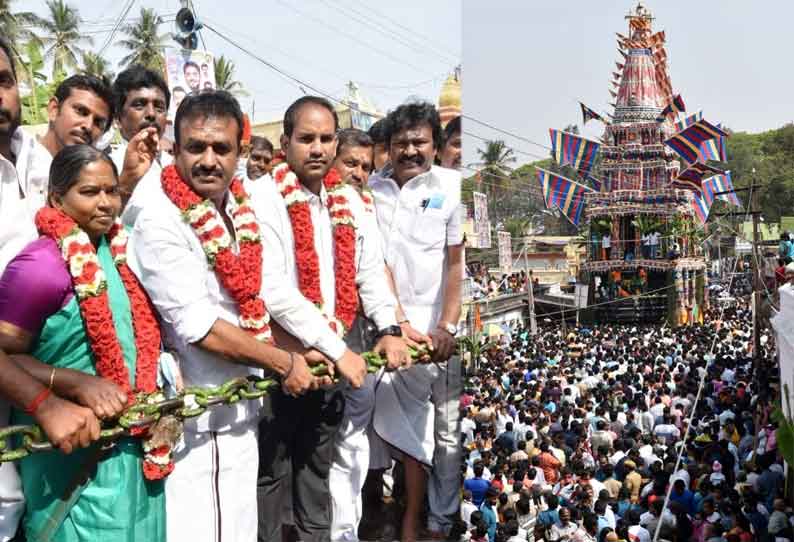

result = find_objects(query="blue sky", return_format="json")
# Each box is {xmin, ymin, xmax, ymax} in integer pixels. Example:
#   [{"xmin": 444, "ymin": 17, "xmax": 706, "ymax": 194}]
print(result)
[
  {"xmin": 26, "ymin": 0, "xmax": 461, "ymax": 124},
  {"xmin": 463, "ymin": 1, "xmax": 794, "ymax": 167}
]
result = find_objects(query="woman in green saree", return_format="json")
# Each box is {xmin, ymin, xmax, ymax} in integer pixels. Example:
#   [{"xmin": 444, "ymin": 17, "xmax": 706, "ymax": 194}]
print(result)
[{"xmin": 0, "ymin": 145, "xmax": 166, "ymax": 541}]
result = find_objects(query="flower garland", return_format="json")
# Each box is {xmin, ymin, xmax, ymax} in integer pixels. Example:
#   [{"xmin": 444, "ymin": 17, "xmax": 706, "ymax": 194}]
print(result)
[
  {"xmin": 360, "ymin": 187, "xmax": 375, "ymax": 214},
  {"xmin": 272, "ymin": 162, "xmax": 359, "ymax": 336},
  {"xmin": 35, "ymin": 207, "xmax": 172, "ymax": 481},
  {"xmin": 160, "ymin": 165, "xmax": 272, "ymax": 343}
]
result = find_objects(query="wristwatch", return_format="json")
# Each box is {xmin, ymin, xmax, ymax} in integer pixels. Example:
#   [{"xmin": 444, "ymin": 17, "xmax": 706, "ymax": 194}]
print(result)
[
  {"xmin": 438, "ymin": 322, "xmax": 458, "ymax": 336},
  {"xmin": 377, "ymin": 325, "xmax": 403, "ymax": 339}
]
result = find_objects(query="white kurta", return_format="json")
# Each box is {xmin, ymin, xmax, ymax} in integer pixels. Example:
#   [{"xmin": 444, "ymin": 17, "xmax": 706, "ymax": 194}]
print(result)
[
  {"xmin": 109, "ymin": 142, "xmax": 172, "ymax": 228},
  {"xmin": 369, "ymin": 165, "xmax": 462, "ymax": 465},
  {"xmin": 252, "ymin": 176, "xmax": 397, "ymax": 541},
  {"xmin": 0, "ymin": 130, "xmax": 50, "ymax": 272},
  {"xmin": 128, "ymin": 181, "xmax": 266, "ymax": 542},
  {"xmin": 252, "ymin": 178, "xmax": 397, "ymax": 361},
  {"xmin": 369, "ymin": 165, "xmax": 463, "ymax": 532}
]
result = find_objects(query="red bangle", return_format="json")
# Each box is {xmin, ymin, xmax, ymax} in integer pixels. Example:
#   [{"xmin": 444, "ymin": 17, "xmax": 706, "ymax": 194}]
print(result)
[{"xmin": 25, "ymin": 388, "xmax": 51, "ymax": 415}]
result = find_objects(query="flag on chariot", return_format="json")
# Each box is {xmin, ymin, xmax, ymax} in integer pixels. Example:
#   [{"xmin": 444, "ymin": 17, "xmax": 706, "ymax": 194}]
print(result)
[
  {"xmin": 580, "ymin": 102, "xmax": 606, "ymax": 125},
  {"xmin": 691, "ymin": 192, "xmax": 711, "ymax": 224},
  {"xmin": 702, "ymin": 171, "xmax": 741, "ymax": 207},
  {"xmin": 549, "ymin": 129, "xmax": 601, "ymax": 177},
  {"xmin": 536, "ymin": 168, "xmax": 592, "ymax": 226},
  {"xmin": 674, "ymin": 162, "xmax": 724, "ymax": 192},
  {"xmin": 664, "ymin": 119, "xmax": 727, "ymax": 164}
]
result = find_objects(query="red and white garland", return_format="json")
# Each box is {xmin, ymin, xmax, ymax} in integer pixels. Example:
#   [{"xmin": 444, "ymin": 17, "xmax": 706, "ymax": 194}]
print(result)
[
  {"xmin": 35, "ymin": 207, "xmax": 173, "ymax": 481},
  {"xmin": 161, "ymin": 165, "xmax": 272, "ymax": 343},
  {"xmin": 272, "ymin": 162, "xmax": 359, "ymax": 336},
  {"xmin": 360, "ymin": 187, "xmax": 375, "ymax": 214}
]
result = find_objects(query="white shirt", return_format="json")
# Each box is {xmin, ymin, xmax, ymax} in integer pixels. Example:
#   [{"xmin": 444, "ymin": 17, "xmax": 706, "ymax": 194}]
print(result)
[
  {"xmin": 461, "ymin": 500, "xmax": 478, "ymax": 528},
  {"xmin": 369, "ymin": 165, "xmax": 462, "ymax": 334},
  {"xmin": 253, "ymin": 177, "xmax": 397, "ymax": 361},
  {"xmin": 462, "ymin": 416, "xmax": 477, "ymax": 446},
  {"xmin": 649, "ymin": 232, "xmax": 660, "ymax": 246},
  {"xmin": 0, "ymin": 130, "xmax": 50, "ymax": 272},
  {"xmin": 602, "ymin": 234, "xmax": 611, "ymax": 248},
  {"xmin": 628, "ymin": 524, "xmax": 651, "ymax": 542},
  {"xmin": 128, "ymin": 184, "xmax": 265, "ymax": 432},
  {"xmin": 110, "ymin": 142, "xmax": 172, "ymax": 227},
  {"xmin": 242, "ymin": 172, "xmax": 273, "ymax": 202}
]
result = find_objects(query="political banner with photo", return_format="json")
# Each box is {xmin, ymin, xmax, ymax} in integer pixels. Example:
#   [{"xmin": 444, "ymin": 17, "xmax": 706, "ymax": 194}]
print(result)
[
  {"xmin": 472, "ymin": 191, "xmax": 491, "ymax": 249},
  {"xmin": 498, "ymin": 231, "xmax": 512, "ymax": 273},
  {"xmin": 164, "ymin": 50, "xmax": 216, "ymax": 120}
]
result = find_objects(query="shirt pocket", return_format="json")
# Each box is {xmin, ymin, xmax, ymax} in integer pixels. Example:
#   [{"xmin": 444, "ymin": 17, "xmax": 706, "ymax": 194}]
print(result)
[{"xmin": 408, "ymin": 211, "xmax": 447, "ymax": 251}]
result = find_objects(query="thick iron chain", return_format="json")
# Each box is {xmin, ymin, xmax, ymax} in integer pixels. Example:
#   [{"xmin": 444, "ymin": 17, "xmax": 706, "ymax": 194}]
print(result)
[{"xmin": 0, "ymin": 348, "xmax": 421, "ymax": 463}]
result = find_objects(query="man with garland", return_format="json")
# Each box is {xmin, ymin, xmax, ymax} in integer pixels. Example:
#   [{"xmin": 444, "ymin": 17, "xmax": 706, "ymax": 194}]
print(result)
[
  {"xmin": 369, "ymin": 102, "xmax": 463, "ymax": 541},
  {"xmin": 109, "ymin": 65, "xmax": 172, "ymax": 227},
  {"xmin": 129, "ymin": 90, "xmax": 320, "ymax": 542},
  {"xmin": 253, "ymin": 96, "xmax": 410, "ymax": 542},
  {"xmin": 326, "ymin": 128, "xmax": 382, "ymax": 539}
]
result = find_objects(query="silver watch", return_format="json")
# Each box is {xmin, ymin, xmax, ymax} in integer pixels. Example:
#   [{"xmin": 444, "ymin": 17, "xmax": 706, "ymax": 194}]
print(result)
[{"xmin": 439, "ymin": 322, "xmax": 458, "ymax": 336}]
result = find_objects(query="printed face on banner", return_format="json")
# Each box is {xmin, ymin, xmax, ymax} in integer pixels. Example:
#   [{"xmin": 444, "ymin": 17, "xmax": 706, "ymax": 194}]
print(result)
[{"xmin": 165, "ymin": 50, "xmax": 216, "ymax": 120}]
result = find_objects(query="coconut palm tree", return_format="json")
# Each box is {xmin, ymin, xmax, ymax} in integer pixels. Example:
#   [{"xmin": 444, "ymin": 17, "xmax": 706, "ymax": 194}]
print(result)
[
  {"xmin": 475, "ymin": 139, "xmax": 516, "ymax": 222},
  {"xmin": 38, "ymin": 0, "xmax": 91, "ymax": 79},
  {"xmin": 214, "ymin": 55, "xmax": 247, "ymax": 97},
  {"xmin": 118, "ymin": 7, "xmax": 167, "ymax": 72},
  {"xmin": 80, "ymin": 51, "xmax": 113, "ymax": 83},
  {"xmin": 0, "ymin": 0, "xmax": 46, "ymax": 58}
]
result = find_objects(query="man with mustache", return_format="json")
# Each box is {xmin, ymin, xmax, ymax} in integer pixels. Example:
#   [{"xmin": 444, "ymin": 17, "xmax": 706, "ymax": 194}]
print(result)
[
  {"xmin": 109, "ymin": 65, "xmax": 171, "ymax": 226},
  {"xmin": 369, "ymin": 102, "xmax": 463, "ymax": 541},
  {"xmin": 331, "ymin": 128, "xmax": 374, "ymax": 192},
  {"xmin": 253, "ymin": 96, "xmax": 410, "ymax": 542},
  {"xmin": 129, "ymin": 90, "xmax": 319, "ymax": 542},
  {"xmin": 32, "ymin": 75, "xmax": 115, "ymax": 216},
  {"xmin": 245, "ymin": 135, "xmax": 274, "ymax": 183}
]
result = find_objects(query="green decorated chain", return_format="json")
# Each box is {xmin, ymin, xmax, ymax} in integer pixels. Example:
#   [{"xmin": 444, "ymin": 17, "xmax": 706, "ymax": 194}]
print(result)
[{"xmin": 0, "ymin": 346, "xmax": 431, "ymax": 463}]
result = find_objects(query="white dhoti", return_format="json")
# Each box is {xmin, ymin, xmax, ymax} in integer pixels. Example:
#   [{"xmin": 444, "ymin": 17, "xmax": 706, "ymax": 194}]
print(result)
[
  {"xmin": 330, "ymin": 374, "xmax": 377, "ymax": 542},
  {"xmin": 372, "ymin": 363, "xmax": 443, "ymax": 467},
  {"xmin": 0, "ymin": 400, "xmax": 23, "ymax": 542},
  {"xmin": 166, "ymin": 422, "xmax": 259, "ymax": 542}
]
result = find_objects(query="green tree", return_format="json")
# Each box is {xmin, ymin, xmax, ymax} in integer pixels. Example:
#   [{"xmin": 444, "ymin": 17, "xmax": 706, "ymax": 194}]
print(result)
[
  {"xmin": 118, "ymin": 7, "xmax": 166, "ymax": 72},
  {"xmin": 724, "ymin": 124, "xmax": 794, "ymax": 223},
  {"xmin": 80, "ymin": 51, "xmax": 113, "ymax": 82},
  {"xmin": 0, "ymin": 0, "xmax": 46, "ymax": 58},
  {"xmin": 475, "ymin": 139, "xmax": 516, "ymax": 223},
  {"xmin": 19, "ymin": 41, "xmax": 51, "ymax": 125},
  {"xmin": 38, "ymin": 0, "xmax": 91, "ymax": 79},
  {"xmin": 503, "ymin": 217, "xmax": 530, "ymax": 240},
  {"xmin": 214, "ymin": 55, "xmax": 247, "ymax": 97}
]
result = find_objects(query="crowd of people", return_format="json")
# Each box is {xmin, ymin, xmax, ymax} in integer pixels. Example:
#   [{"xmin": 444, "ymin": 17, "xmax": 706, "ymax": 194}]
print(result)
[
  {"xmin": 468, "ymin": 269, "xmax": 534, "ymax": 301},
  {"xmin": 0, "ymin": 36, "xmax": 465, "ymax": 542},
  {"xmin": 459, "ymin": 297, "xmax": 790, "ymax": 542}
]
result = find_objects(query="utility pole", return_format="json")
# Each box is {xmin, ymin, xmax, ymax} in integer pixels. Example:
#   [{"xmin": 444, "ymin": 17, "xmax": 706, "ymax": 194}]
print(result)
[{"xmin": 524, "ymin": 244, "xmax": 537, "ymax": 335}]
